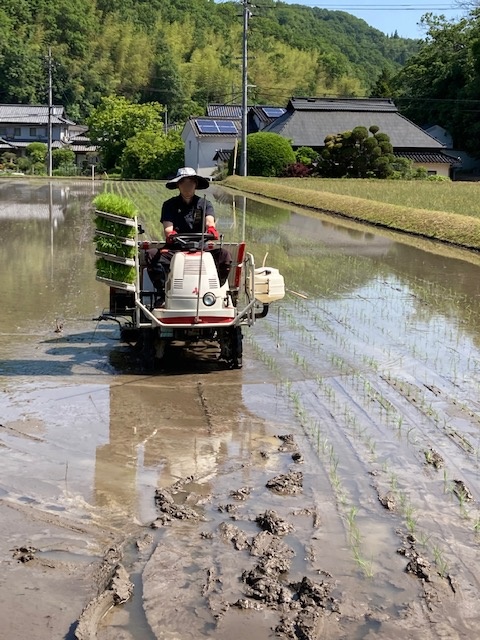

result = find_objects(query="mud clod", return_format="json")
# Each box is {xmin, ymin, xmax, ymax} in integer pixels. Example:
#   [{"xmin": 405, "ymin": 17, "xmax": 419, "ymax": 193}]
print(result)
[
  {"xmin": 110, "ymin": 564, "xmax": 134, "ymax": 604},
  {"xmin": 219, "ymin": 522, "xmax": 249, "ymax": 550},
  {"xmin": 278, "ymin": 434, "xmax": 298, "ymax": 452},
  {"xmin": 135, "ymin": 534, "xmax": 153, "ymax": 553},
  {"xmin": 424, "ymin": 448, "xmax": 444, "ymax": 469},
  {"xmin": 243, "ymin": 569, "xmax": 293, "ymax": 605},
  {"xmin": 275, "ymin": 577, "xmax": 338, "ymax": 640},
  {"xmin": 250, "ymin": 530, "xmax": 295, "ymax": 560},
  {"xmin": 153, "ymin": 487, "xmax": 201, "ymax": 522},
  {"xmin": 295, "ymin": 575, "xmax": 336, "ymax": 609},
  {"xmin": 405, "ymin": 552, "xmax": 432, "ymax": 582},
  {"xmin": 378, "ymin": 491, "xmax": 397, "ymax": 511},
  {"xmin": 232, "ymin": 598, "xmax": 263, "ymax": 610},
  {"xmin": 12, "ymin": 545, "xmax": 38, "ymax": 563},
  {"xmin": 229, "ymin": 486, "xmax": 252, "ymax": 500},
  {"xmin": 452, "ymin": 479, "xmax": 473, "ymax": 502},
  {"xmin": 218, "ymin": 503, "xmax": 238, "ymax": 514},
  {"xmin": 200, "ymin": 531, "xmax": 213, "ymax": 539},
  {"xmin": 256, "ymin": 509, "xmax": 294, "ymax": 536},
  {"xmin": 266, "ymin": 471, "xmax": 303, "ymax": 495}
]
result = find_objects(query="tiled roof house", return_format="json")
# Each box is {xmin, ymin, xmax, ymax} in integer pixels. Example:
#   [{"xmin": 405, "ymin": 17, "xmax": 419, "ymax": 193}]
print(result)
[
  {"xmin": 0, "ymin": 104, "xmax": 98, "ymax": 168},
  {"xmin": 264, "ymin": 97, "xmax": 459, "ymax": 177}
]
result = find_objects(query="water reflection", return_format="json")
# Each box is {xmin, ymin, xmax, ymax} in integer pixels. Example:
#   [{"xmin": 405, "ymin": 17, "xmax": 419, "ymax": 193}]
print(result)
[
  {"xmin": 93, "ymin": 377, "xmax": 249, "ymax": 520},
  {"xmin": 0, "ymin": 180, "xmax": 105, "ymax": 333}
]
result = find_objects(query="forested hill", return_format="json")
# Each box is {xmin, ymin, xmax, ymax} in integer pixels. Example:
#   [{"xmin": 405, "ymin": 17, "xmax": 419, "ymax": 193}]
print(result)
[{"xmin": 0, "ymin": 0, "xmax": 419, "ymax": 122}]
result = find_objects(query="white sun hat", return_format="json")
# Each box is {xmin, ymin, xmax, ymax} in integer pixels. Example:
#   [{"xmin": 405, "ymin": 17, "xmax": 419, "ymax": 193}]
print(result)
[{"xmin": 166, "ymin": 167, "xmax": 210, "ymax": 190}]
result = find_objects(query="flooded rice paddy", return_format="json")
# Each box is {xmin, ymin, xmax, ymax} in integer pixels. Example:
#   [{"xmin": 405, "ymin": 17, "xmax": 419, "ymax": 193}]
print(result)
[{"xmin": 1, "ymin": 179, "xmax": 480, "ymax": 638}]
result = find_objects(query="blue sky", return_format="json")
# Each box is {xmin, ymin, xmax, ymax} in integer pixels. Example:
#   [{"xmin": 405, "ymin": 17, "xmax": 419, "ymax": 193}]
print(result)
[
  {"xmin": 270, "ymin": 1, "xmax": 465, "ymax": 39},
  {"xmin": 283, "ymin": 0, "xmax": 464, "ymax": 38}
]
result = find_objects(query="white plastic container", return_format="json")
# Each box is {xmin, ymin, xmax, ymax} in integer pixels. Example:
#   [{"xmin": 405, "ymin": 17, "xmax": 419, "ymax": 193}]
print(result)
[{"xmin": 254, "ymin": 267, "xmax": 285, "ymax": 304}]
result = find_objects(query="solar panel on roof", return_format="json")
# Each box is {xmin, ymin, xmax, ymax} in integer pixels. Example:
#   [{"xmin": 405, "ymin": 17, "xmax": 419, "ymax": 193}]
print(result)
[
  {"xmin": 262, "ymin": 107, "xmax": 285, "ymax": 118},
  {"xmin": 216, "ymin": 121, "xmax": 237, "ymax": 133},
  {"xmin": 195, "ymin": 119, "xmax": 238, "ymax": 134},
  {"xmin": 196, "ymin": 119, "xmax": 218, "ymax": 133}
]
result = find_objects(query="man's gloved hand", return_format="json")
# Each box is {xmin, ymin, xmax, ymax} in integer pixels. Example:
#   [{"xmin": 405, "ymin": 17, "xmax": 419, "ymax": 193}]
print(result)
[
  {"xmin": 165, "ymin": 230, "xmax": 178, "ymax": 244},
  {"xmin": 206, "ymin": 226, "xmax": 219, "ymax": 240}
]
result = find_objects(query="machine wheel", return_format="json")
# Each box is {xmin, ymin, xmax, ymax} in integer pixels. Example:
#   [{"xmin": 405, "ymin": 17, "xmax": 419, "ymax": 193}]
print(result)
[
  {"xmin": 139, "ymin": 329, "xmax": 156, "ymax": 372},
  {"xmin": 220, "ymin": 326, "xmax": 243, "ymax": 369},
  {"xmin": 137, "ymin": 330, "xmax": 170, "ymax": 372},
  {"xmin": 120, "ymin": 326, "xmax": 141, "ymax": 345}
]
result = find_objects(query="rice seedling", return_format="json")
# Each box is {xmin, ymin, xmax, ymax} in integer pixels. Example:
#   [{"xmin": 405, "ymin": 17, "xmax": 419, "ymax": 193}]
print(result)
[
  {"xmin": 404, "ymin": 504, "xmax": 417, "ymax": 533},
  {"xmin": 432, "ymin": 545, "xmax": 449, "ymax": 578}
]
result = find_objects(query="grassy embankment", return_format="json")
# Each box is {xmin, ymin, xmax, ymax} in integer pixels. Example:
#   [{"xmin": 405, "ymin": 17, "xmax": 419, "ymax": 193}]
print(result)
[{"xmin": 222, "ymin": 176, "xmax": 480, "ymax": 251}]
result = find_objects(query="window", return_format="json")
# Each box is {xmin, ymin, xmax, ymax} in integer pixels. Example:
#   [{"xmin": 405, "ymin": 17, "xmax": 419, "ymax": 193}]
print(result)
[
  {"xmin": 29, "ymin": 128, "xmax": 37, "ymax": 137},
  {"xmin": 427, "ymin": 170, "xmax": 437, "ymax": 176},
  {"xmin": 0, "ymin": 127, "xmax": 6, "ymax": 137},
  {"xmin": 14, "ymin": 128, "xmax": 21, "ymax": 137}
]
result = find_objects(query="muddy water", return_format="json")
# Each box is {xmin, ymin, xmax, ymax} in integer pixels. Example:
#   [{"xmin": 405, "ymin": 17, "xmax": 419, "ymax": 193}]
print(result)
[{"xmin": 2, "ymin": 180, "xmax": 480, "ymax": 638}]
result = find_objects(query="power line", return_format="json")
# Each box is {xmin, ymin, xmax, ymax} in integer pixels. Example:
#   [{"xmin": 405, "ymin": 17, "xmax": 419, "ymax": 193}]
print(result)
[
  {"xmin": 224, "ymin": 0, "xmax": 457, "ymax": 5},
  {"xmin": 322, "ymin": 6, "xmax": 459, "ymax": 10}
]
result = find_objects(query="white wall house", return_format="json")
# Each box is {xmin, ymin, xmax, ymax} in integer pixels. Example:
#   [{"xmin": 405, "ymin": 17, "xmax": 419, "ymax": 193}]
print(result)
[{"xmin": 182, "ymin": 117, "xmax": 241, "ymax": 177}]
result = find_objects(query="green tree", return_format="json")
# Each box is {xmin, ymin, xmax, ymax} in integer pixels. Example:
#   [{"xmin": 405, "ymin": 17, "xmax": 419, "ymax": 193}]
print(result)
[
  {"xmin": 237, "ymin": 132, "xmax": 296, "ymax": 177},
  {"xmin": 393, "ymin": 13, "xmax": 480, "ymax": 154},
  {"xmin": 370, "ymin": 68, "xmax": 396, "ymax": 97},
  {"xmin": 120, "ymin": 129, "xmax": 184, "ymax": 179},
  {"xmin": 295, "ymin": 146, "xmax": 319, "ymax": 165},
  {"xmin": 0, "ymin": 1, "xmax": 420, "ymax": 123},
  {"xmin": 52, "ymin": 147, "xmax": 75, "ymax": 169},
  {"xmin": 26, "ymin": 142, "xmax": 47, "ymax": 165},
  {"xmin": 87, "ymin": 96, "xmax": 165, "ymax": 171},
  {"xmin": 318, "ymin": 126, "xmax": 395, "ymax": 178},
  {"xmin": 1, "ymin": 152, "xmax": 17, "ymax": 168}
]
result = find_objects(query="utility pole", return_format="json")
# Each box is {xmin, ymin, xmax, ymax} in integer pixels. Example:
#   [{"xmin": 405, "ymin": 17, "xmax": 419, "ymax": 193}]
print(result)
[
  {"xmin": 240, "ymin": 0, "xmax": 250, "ymax": 177},
  {"xmin": 47, "ymin": 47, "xmax": 53, "ymax": 178}
]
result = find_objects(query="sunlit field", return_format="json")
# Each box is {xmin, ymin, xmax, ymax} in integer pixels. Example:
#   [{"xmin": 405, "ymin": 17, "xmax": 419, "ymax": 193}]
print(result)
[
  {"xmin": 261, "ymin": 178, "xmax": 480, "ymax": 217},
  {"xmin": 223, "ymin": 176, "xmax": 480, "ymax": 250}
]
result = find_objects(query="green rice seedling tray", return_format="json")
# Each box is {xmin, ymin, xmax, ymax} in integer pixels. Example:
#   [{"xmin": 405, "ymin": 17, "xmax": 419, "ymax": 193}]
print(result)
[
  {"xmin": 95, "ymin": 210, "xmax": 137, "ymax": 227},
  {"xmin": 96, "ymin": 276, "xmax": 136, "ymax": 292},
  {"xmin": 94, "ymin": 230, "xmax": 136, "ymax": 247},
  {"xmin": 94, "ymin": 251, "xmax": 136, "ymax": 266}
]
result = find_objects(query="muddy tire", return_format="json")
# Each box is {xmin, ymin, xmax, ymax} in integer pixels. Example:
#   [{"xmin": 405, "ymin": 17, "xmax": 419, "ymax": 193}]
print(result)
[
  {"xmin": 120, "ymin": 326, "xmax": 141, "ymax": 345},
  {"xmin": 219, "ymin": 326, "xmax": 243, "ymax": 369},
  {"xmin": 138, "ymin": 329, "xmax": 156, "ymax": 372}
]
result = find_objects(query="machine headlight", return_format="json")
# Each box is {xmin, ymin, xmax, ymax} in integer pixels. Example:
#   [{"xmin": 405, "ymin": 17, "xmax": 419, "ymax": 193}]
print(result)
[{"xmin": 202, "ymin": 292, "xmax": 217, "ymax": 307}]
